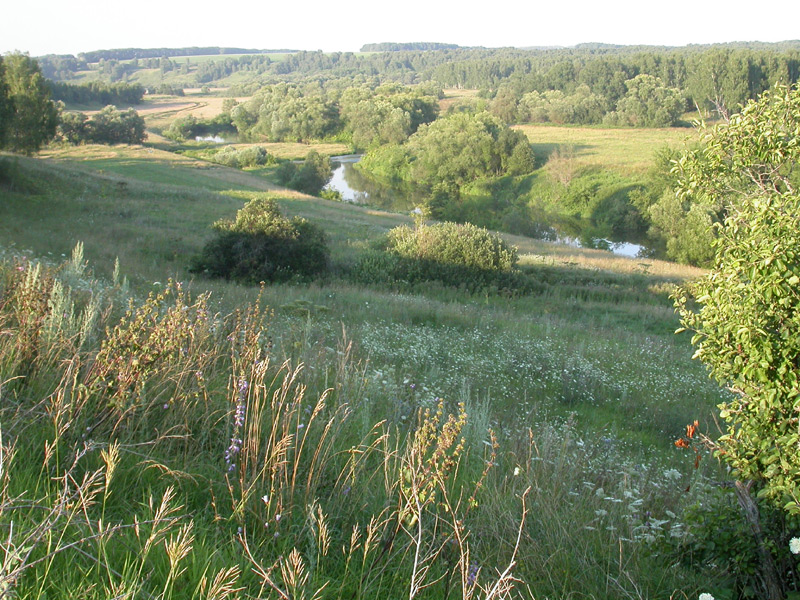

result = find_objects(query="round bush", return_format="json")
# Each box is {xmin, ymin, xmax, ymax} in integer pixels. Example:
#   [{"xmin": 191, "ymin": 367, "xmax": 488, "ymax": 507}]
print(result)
[
  {"xmin": 387, "ymin": 222, "xmax": 518, "ymax": 272},
  {"xmin": 352, "ymin": 222, "xmax": 527, "ymax": 292},
  {"xmin": 192, "ymin": 197, "xmax": 328, "ymax": 283}
]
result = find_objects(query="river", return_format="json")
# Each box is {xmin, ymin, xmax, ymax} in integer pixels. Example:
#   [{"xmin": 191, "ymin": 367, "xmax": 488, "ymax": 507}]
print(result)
[{"xmin": 324, "ymin": 156, "xmax": 654, "ymax": 258}]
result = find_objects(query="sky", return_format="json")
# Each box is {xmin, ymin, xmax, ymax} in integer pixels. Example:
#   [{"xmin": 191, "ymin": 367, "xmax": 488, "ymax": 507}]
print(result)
[{"xmin": 3, "ymin": 0, "xmax": 800, "ymax": 57}]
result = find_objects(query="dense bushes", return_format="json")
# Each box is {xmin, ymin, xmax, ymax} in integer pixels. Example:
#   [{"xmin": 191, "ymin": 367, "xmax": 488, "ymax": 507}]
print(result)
[
  {"xmin": 211, "ymin": 145, "xmax": 274, "ymax": 168},
  {"xmin": 58, "ymin": 105, "xmax": 146, "ymax": 145},
  {"xmin": 352, "ymin": 222, "xmax": 532, "ymax": 292},
  {"xmin": 48, "ymin": 80, "xmax": 144, "ymax": 106},
  {"xmin": 192, "ymin": 197, "xmax": 328, "ymax": 283}
]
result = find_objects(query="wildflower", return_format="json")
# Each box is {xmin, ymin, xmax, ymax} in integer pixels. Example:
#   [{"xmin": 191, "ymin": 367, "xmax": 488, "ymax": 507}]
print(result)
[
  {"xmin": 224, "ymin": 381, "xmax": 247, "ymax": 472},
  {"xmin": 513, "ymin": 466, "xmax": 520, "ymax": 477},
  {"xmin": 699, "ymin": 594, "xmax": 715, "ymax": 600},
  {"xmin": 262, "ymin": 494, "xmax": 269, "ymax": 504},
  {"xmin": 467, "ymin": 561, "xmax": 479, "ymax": 587},
  {"xmin": 791, "ymin": 537, "xmax": 800, "ymax": 555}
]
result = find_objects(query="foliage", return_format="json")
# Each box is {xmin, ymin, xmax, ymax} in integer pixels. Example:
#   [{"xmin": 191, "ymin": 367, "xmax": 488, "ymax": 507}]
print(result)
[
  {"xmin": 674, "ymin": 85, "xmax": 800, "ymax": 513},
  {"xmin": 519, "ymin": 85, "xmax": 607, "ymax": 125},
  {"xmin": 359, "ymin": 112, "xmax": 535, "ymax": 216},
  {"xmin": 210, "ymin": 145, "xmax": 274, "ymax": 168},
  {"xmin": 339, "ymin": 84, "xmax": 439, "ymax": 150},
  {"xmin": 0, "ymin": 52, "xmax": 59, "ymax": 154},
  {"xmin": 48, "ymin": 80, "xmax": 144, "ymax": 106},
  {"xmin": 192, "ymin": 196, "xmax": 328, "ymax": 283},
  {"xmin": 233, "ymin": 83, "xmax": 340, "ymax": 142},
  {"xmin": 670, "ymin": 481, "xmax": 800, "ymax": 598},
  {"xmin": 58, "ymin": 105, "xmax": 146, "ymax": 145},
  {"xmin": 352, "ymin": 222, "xmax": 530, "ymax": 292},
  {"xmin": 407, "ymin": 112, "xmax": 535, "ymax": 187},
  {"xmin": 605, "ymin": 74, "xmax": 685, "ymax": 127},
  {"xmin": 274, "ymin": 151, "xmax": 333, "ymax": 195},
  {"xmin": 163, "ymin": 112, "xmax": 235, "ymax": 141}
]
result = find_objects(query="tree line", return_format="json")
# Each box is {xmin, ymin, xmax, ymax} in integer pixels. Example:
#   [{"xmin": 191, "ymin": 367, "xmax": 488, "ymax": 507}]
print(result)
[
  {"xmin": 48, "ymin": 80, "xmax": 145, "ymax": 106},
  {"xmin": 360, "ymin": 42, "xmax": 460, "ymax": 52}
]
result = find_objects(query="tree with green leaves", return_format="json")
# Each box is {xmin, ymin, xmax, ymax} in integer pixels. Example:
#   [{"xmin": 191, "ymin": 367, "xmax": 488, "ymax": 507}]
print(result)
[
  {"xmin": 607, "ymin": 74, "xmax": 684, "ymax": 127},
  {"xmin": 0, "ymin": 57, "xmax": 11, "ymax": 145},
  {"xmin": 0, "ymin": 53, "xmax": 59, "ymax": 154},
  {"xmin": 674, "ymin": 84, "xmax": 800, "ymax": 600}
]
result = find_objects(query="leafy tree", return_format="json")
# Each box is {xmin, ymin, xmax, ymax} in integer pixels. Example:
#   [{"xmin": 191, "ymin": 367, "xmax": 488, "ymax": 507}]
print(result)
[
  {"xmin": 686, "ymin": 49, "xmax": 752, "ymax": 120},
  {"xmin": 606, "ymin": 74, "xmax": 684, "ymax": 127},
  {"xmin": 0, "ymin": 57, "xmax": 11, "ymax": 145},
  {"xmin": 87, "ymin": 106, "xmax": 146, "ymax": 144},
  {"xmin": 674, "ymin": 85, "xmax": 800, "ymax": 599},
  {"xmin": 58, "ymin": 106, "xmax": 146, "ymax": 145},
  {"xmin": 519, "ymin": 85, "xmax": 607, "ymax": 125},
  {"xmin": 405, "ymin": 112, "xmax": 534, "ymax": 189},
  {"xmin": 1, "ymin": 53, "xmax": 59, "ymax": 154}
]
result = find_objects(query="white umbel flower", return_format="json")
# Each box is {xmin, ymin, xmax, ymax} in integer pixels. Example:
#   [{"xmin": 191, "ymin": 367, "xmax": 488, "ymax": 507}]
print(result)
[{"xmin": 790, "ymin": 537, "xmax": 800, "ymax": 555}]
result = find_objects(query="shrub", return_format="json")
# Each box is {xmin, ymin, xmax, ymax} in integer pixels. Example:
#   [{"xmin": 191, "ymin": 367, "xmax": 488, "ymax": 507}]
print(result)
[
  {"xmin": 352, "ymin": 222, "xmax": 530, "ymax": 292},
  {"xmin": 192, "ymin": 197, "xmax": 328, "ymax": 283},
  {"xmin": 388, "ymin": 222, "xmax": 517, "ymax": 272}
]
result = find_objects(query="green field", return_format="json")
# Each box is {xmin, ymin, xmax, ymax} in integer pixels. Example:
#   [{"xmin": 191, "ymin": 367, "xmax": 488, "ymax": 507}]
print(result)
[
  {"xmin": 0, "ymin": 116, "xmax": 742, "ymax": 599},
  {"xmin": 515, "ymin": 123, "xmax": 697, "ymax": 175}
]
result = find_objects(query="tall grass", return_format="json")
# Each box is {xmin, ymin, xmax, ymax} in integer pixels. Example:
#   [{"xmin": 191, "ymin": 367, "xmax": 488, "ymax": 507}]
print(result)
[{"xmin": 0, "ymin": 250, "xmax": 724, "ymax": 599}]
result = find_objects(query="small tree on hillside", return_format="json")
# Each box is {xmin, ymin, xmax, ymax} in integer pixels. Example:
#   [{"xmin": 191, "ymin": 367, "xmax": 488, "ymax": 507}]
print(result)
[{"xmin": 674, "ymin": 84, "xmax": 800, "ymax": 600}]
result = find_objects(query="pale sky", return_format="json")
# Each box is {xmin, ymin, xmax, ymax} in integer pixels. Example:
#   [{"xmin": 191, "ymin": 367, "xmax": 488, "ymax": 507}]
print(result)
[{"xmin": 3, "ymin": 0, "xmax": 800, "ymax": 57}]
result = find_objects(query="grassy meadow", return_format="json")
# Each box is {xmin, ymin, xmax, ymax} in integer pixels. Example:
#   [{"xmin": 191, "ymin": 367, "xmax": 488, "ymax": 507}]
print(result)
[
  {"xmin": 0, "ymin": 103, "xmax": 750, "ymax": 599},
  {"xmin": 514, "ymin": 124, "xmax": 697, "ymax": 176}
]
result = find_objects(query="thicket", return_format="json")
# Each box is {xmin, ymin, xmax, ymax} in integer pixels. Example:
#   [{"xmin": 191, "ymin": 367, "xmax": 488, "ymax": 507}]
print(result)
[
  {"xmin": 191, "ymin": 197, "xmax": 328, "ymax": 283},
  {"xmin": 210, "ymin": 145, "xmax": 275, "ymax": 168},
  {"xmin": 163, "ymin": 113, "xmax": 236, "ymax": 141},
  {"xmin": 48, "ymin": 80, "xmax": 144, "ymax": 106},
  {"xmin": 58, "ymin": 105, "xmax": 146, "ymax": 145},
  {"xmin": 358, "ymin": 111, "xmax": 535, "ymax": 212}
]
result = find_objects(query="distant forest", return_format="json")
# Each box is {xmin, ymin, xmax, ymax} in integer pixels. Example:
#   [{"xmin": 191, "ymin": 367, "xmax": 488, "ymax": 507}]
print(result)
[
  {"xmin": 359, "ymin": 42, "xmax": 461, "ymax": 52},
  {"xmin": 77, "ymin": 46, "xmax": 298, "ymax": 62},
  {"xmin": 39, "ymin": 42, "xmax": 800, "ymax": 124}
]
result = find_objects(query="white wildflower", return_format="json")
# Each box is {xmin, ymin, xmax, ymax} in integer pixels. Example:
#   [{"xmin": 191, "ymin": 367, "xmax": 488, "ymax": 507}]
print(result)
[
  {"xmin": 790, "ymin": 537, "xmax": 800, "ymax": 555},
  {"xmin": 699, "ymin": 593, "xmax": 715, "ymax": 600}
]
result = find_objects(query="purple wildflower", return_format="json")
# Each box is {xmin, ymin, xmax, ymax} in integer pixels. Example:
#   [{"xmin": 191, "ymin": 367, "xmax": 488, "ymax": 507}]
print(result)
[
  {"xmin": 467, "ymin": 561, "xmax": 479, "ymax": 587},
  {"xmin": 224, "ymin": 377, "xmax": 248, "ymax": 472}
]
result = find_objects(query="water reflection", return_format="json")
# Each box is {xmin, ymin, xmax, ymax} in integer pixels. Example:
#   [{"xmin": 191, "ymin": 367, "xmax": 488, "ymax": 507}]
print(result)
[
  {"xmin": 195, "ymin": 135, "xmax": 226, "ymax": 143},
  {"xmin": 325, "ymin": 156, "xmax": 421, "ymax": 211}
]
